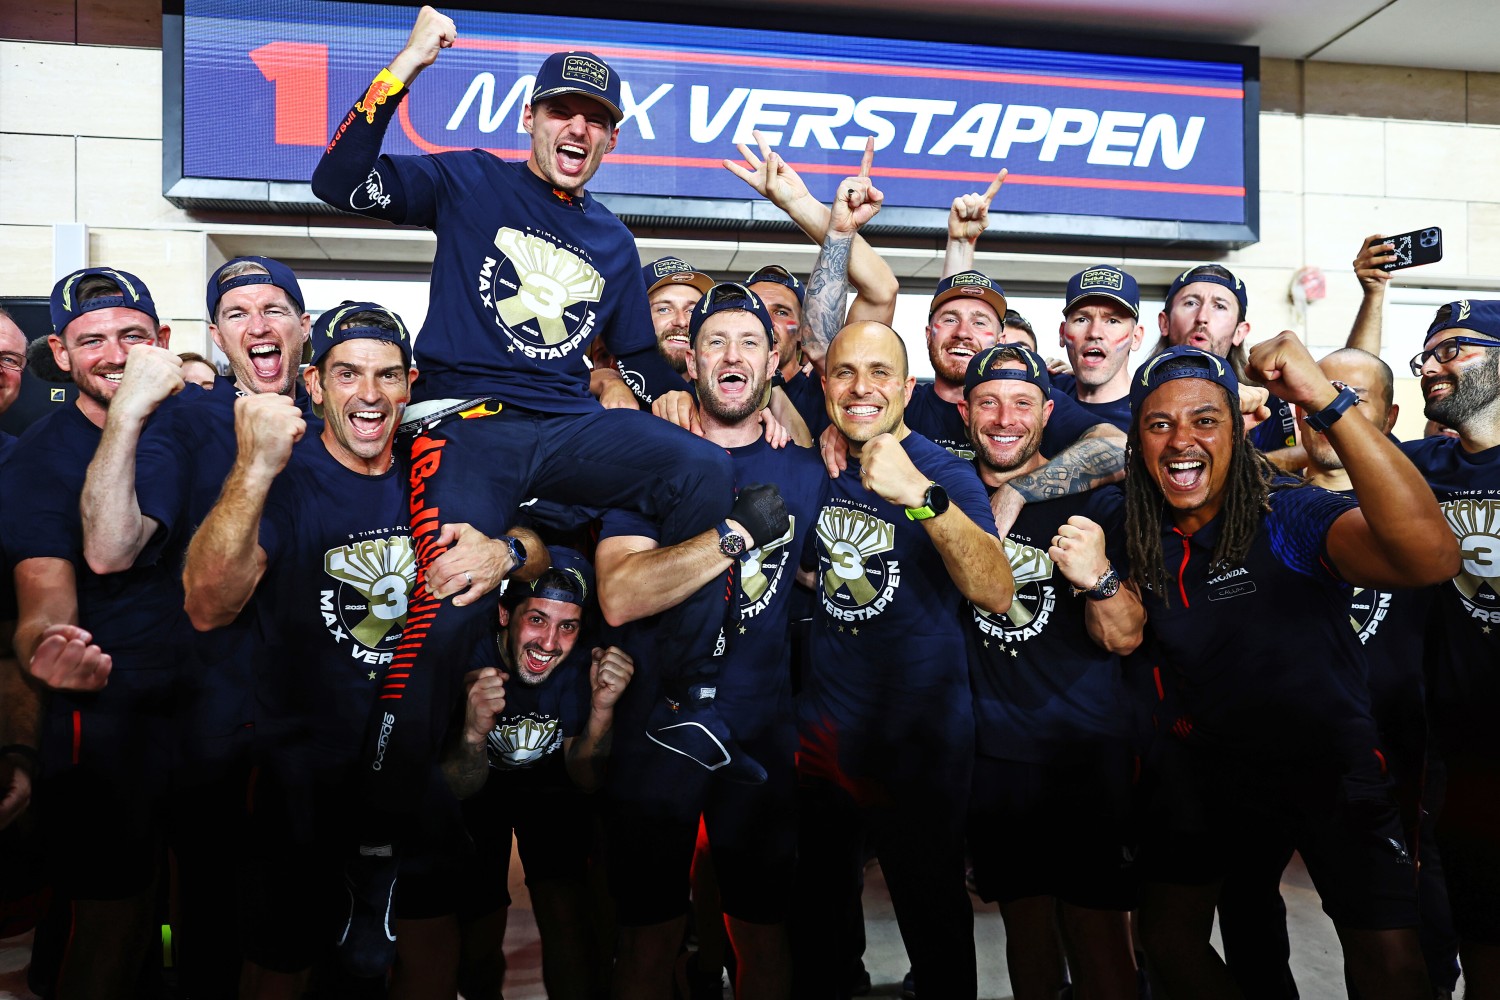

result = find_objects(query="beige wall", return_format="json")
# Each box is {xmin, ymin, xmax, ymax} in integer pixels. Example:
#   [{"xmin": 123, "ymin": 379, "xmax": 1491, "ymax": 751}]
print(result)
[{"xmin": 3, "ymin": 38, "xmax": 1499, "ymax": 437}]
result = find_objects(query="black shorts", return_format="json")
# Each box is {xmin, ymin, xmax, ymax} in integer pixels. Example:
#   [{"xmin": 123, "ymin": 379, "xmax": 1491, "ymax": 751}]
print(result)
[
  {"xmin": 1137, "ymin": 737, "xmax": 1418, "ymax": 931},
  {"xmin": 459, "ymin": 766, "xmax": 599, "ymax": 919},
  {"xmin": 605, "ymin": 726, "xmax": 797, "ymax": 927},
  {"xmin": 967, "ymin": 744, "xmax": 1138, "ymax": 910},
  {"xmin": 240, "ymin": 759, "xmax": 468, "ymax": 971},
  {"xmin": 37, "ymin": 668, "xmax": 175, "ymax": 899},
  {"xmin": 1435, "ymin": 752, "xmax": 1500, "ymax": 944}
]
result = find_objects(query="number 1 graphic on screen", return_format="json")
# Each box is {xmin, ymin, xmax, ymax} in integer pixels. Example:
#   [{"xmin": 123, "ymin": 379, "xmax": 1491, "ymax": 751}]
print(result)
[{"xmin": 250, "ymin": 41, "xmax": 329, "ymax": 147}]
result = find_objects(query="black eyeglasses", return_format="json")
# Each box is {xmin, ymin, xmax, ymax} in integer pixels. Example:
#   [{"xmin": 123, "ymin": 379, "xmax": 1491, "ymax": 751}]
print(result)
[
  {"xmin": 0, "ymin": 352, "xmax": 26, "ymax": 374},
  {"xmin": 1409, "ymin": 336, "xmax": 1500, "ymax": 376}
]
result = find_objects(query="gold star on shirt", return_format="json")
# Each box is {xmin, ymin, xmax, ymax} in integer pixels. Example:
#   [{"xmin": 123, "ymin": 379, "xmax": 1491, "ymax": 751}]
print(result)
[
  {"xmin": 1485, "ymin": 625, "xmax": 1493, "ymax": 635},
  {"xmin": 837, "ymin": 625, "xmax": 845, "ymax": 633},
  {"xmin": 738, "ymin": 625, "xmax": 747, "ymax": 635},
  {"xmin": 1009, "ymin": 648, "xmax": 1018, "ymax": 658},
  {"xmin": 367, "ymin": 671, "xmax": 377, "ymax": 680},
  {"xmin": 851, "ymin": 627, "xmax": 859, "ymax": 637},
  {"xmin": 983, "ymin": 639, "xmax": 990, "ymax": 649}
]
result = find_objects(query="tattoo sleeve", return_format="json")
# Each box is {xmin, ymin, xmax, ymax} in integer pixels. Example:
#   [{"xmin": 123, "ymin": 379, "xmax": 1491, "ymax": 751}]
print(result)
[
  {"xmin": 1008, "ymin": 436, "xmax": 1126, "ymax": 502},
  {"xmin": 803, "ymin": 230, "xmax": 855, "ymax": 357}
]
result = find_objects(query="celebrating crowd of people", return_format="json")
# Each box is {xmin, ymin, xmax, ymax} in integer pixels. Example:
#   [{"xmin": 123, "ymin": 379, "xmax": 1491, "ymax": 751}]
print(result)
[{"xmin": 1, "ymin": 6, "xmax": 1497, "ymax": 1000}]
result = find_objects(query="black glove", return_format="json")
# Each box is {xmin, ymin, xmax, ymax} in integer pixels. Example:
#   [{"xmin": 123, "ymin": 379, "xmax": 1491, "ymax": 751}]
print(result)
[{"xmin": 729, "ymin": 483, "xmax": 789, "ymax": 549}]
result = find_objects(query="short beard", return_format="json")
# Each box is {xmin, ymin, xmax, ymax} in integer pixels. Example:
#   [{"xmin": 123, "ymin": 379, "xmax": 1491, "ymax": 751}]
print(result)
[
  {"xmin": 700, "ymin": 379, "xmax": 764, "ymax": 426},
  {"xmin": 1426, "ymin": 361, "xmax": 1500, "ymax": 431}
]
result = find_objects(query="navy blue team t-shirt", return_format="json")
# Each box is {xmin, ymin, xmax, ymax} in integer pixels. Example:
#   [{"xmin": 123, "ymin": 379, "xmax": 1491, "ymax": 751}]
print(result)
[
  {"xmin": 600, "ymin": 437, "xmax": 827, "ymax": 740},
  {"xmin": 381, "ymin": 152, "xmax": 656, "ymax": 410},
  {"xmin": 905, "ymin": 381, "xmax": 1100, "ymax": 463},
  {"xmin": 1141, "ymin": 483, "xmax": 1380, "ymax": 762},
  {"xmin": 253, "ymin": 435, "xmax": 410, "ymax": 780},
  {"xmin": 1047, "ymin": 372, "xmax": 1131, "ymax": 432},
  {"xmin": 1400, "ymin": 436, "xmax": 1500, "ymax": 758},
  {"xmin": 134, "ymin": 379, "xmax": 319, "ymax": 746},
  {"xmin": 969, "ymin": 486, "xmax": 1132, "ymax": 762},
  {"xmin": 799, "ymin": 432, "xmax": 996, "ymax": 792},
  {"xmin": 0, "ymin": 404, "xmax": 187, "ymax": 666}
]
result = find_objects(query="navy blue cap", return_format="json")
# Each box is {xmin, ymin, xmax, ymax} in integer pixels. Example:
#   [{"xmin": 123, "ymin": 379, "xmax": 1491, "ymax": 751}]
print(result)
[
  {"xmin": 930, "ymin": 270, "xmax": 1007, "ymax": 320},
  {"xmin": 1165, "ymin": 265, "xmax": 1247, "ymax": 318},
  {"xmin": 687, "ymin": 282, "xmax": 774, "ymax": 345},
  {"xmin": 309, "ymin": 301, "xmax": 412, "ymax": 368},
  {"xmin": 206, "ymin": 256, "xmax": 305, "ymax": 322},
  {"xmin": 745, "ymin": 265, "xmax": 806, "ymax": 304},
  {"xmin": 964, "ymin": 344, "xmax": 1052, "ymax": 399},
  {"xmin": 531, "ymin": 51, "xmax": 623, "ymax": 123},
  {"xmin": 643, "ymin": 257, "xmax": 715, "ymax": 297},
  {"xmin": 517, "ymin": 547, "xmax": 593, "ymax": 608},
  {"xmin": 50, "ymin": 267, "xmax": 158, "ymax": 336},
  {"xmin": 1130, "ymin": 345, "xmax": 1240, "ymax": 414},
  {"xmin": 1065, "ymin": 265, "xmax": 1140, "ymax": 317},
  {"xmin": 1427, "ymin": 299, "xmax": 1500, "ymax": 341}
]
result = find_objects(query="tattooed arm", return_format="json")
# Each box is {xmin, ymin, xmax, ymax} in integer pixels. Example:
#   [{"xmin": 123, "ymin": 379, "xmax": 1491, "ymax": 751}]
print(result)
[
  {"xmin": 989, "ymin": 425, "xmax": 1126, "ymax": 536},
  {"xmin": 802, "ymin": 141, "xmax": 885, "ymax": 374}
]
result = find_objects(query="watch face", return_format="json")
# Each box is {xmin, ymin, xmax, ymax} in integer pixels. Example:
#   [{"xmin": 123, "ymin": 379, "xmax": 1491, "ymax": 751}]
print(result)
[
  {"xmin": 925, "ymin": 483, "xmax": 951, "ymax": 516},
  {"xmin": 720, "ymin": 533, "xmax": 747, "ymax": 557}
]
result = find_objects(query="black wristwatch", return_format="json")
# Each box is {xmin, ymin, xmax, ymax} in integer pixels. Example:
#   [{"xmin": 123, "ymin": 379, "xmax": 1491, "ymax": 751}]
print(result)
[
  {"xmin": 904, "ymin": 482, "xmax": 951, "ymax": 521},
  {"xmin": 502, "ymin": 534, "xmax": 528, "ymax": 577},
  {"xmin": 1304, "ymin": 384, "xmax": 1360, "ymax": 433},
  {"xmin": 1071, "ymin": 564, "xmax": 1122, "ymax": 600},
  {"xmin": 716, "ymin": 521, "xmax": 748, "ymax": 557}
]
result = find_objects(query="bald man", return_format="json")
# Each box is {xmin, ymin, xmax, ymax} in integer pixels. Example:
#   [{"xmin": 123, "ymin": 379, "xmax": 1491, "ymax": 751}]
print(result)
[{"xmin": 791, "ymin": 316, "xmax": 1012, "ymax": 999}]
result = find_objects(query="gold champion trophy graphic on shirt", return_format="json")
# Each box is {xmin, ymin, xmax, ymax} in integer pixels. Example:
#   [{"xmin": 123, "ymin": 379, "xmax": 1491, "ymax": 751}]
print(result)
[
  {"xmin": 1444, "ymin": 498, "xmax": 1500, "ymax": 612},
  {"xmin": 323, "ymin": 536, "xmax": 417, "ymax": 648},
  {"xmin": 492, "ymin": 227, "xmax": 604, "ymax": 345},
  {"xmin": 818, "ymin": 508, "xmax": 895, "ymax": 607},
  {"xmin": 1001, "ymin": 537, "xmax": 1055, "ymax": 629},
  {"xmin": 743, "ymin": 519, "xmax": 795, "ymax": 604}
]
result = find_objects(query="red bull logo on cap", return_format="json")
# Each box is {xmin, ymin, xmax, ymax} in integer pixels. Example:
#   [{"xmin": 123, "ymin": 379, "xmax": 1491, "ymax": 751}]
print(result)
[
  {"xmin": 562, "ymin": 55, "xmax": 609, "ymax": 90},
  {"xmin": 1080, "ymin": 268, "xmax": 1124, "ymax": 291}
]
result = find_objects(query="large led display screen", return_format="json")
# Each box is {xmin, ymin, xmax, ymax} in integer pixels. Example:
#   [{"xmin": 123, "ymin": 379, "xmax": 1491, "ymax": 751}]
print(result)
[{"xmin": 165, "ymin": 0, "xmax": 1259, "ymax": 245}]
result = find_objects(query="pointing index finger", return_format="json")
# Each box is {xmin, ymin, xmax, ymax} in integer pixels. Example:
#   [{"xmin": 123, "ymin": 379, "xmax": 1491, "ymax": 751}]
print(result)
[
  {"xmin": 858, "ymin": 136, "xmax": 874, "ymax": 178},
  {"xmin": 982, "ymin": 167, "xmax": 1008, "ymax": 204}
]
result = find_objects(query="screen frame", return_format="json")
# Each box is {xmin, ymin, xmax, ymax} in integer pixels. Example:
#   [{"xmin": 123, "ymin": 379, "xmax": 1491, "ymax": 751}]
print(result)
[{"xmin": 162, "ymin": 0, "xmax": 1260, "ymax": 248}]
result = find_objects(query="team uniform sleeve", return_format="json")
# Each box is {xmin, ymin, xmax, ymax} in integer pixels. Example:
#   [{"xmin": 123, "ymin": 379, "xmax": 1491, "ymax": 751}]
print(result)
[
  {"xmin": 1089, "ymin": 485, "xmax": 1129, "ymax": 567},
  {"xmin": 134, "ymin": 410, "xmax": 195, "ymax": 562},
  {"xmin": 0, "ymin": 462, "xmax": 80, "ymax": 566},
  {"xmin": 612, "ymin": 344, "xmax": 691, "ymax": 405},
  {"xmin": 1265, "ymin": 484, "xmax": 1360, "ymax": 582},
  {"xmin": 255, "ymin": 484, "xmax": 296, "ymax": 572},
  {"xmin": 922, "ymin": 448, "xmax": 997, "ymax": 535},
  {"xmin": 597, "ymin": 507, "xmax": 660, "ymax": 544},
  {"xmin": 1040, "ymin": 389, "xmax": 1105, "ymax": 457},
  {"xmin": 310, "ymin": 72, "xmax": 424, "ymax": 225}
]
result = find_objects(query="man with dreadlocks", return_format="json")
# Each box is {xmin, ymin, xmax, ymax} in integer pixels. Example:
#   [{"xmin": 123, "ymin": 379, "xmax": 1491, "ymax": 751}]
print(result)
[{"xmin": 1117, "ymin": 336, "xmax": 1458, "ymax": 999}]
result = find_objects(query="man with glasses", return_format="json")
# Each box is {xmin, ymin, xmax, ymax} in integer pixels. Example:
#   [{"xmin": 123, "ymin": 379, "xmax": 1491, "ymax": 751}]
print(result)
[
  {"xmin": 1301, "ymin": 348, "xmax": 1461, "ymax": 998},
  {"xmin": 1401, "ymin": 301, "xmax": 1500, "ymax": 993}
]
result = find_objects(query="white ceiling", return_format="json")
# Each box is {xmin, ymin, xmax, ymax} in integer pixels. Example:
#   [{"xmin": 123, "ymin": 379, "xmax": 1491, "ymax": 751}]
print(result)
[{"xmin": 744, "ymin": 0, "xmax": 1500, "ymax": 72}]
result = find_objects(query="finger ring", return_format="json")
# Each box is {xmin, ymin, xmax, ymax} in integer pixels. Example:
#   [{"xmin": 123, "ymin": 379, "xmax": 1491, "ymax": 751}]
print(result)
[{"xmin": 464, "ymin": 571, "xmax": 473, "ymax": 586}]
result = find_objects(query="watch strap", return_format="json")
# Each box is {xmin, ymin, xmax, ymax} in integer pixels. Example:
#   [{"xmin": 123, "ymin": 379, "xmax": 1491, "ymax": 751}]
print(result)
[{"xmin": 1305, "ymin": 385, "xmax": 1359, "ymax": 433}]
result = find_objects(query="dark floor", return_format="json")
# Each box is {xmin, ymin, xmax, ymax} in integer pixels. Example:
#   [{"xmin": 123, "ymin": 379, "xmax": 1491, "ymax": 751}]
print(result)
[{"xmin": 0, "ymin": 849, "xmax": 1462, "ymax": 999}]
